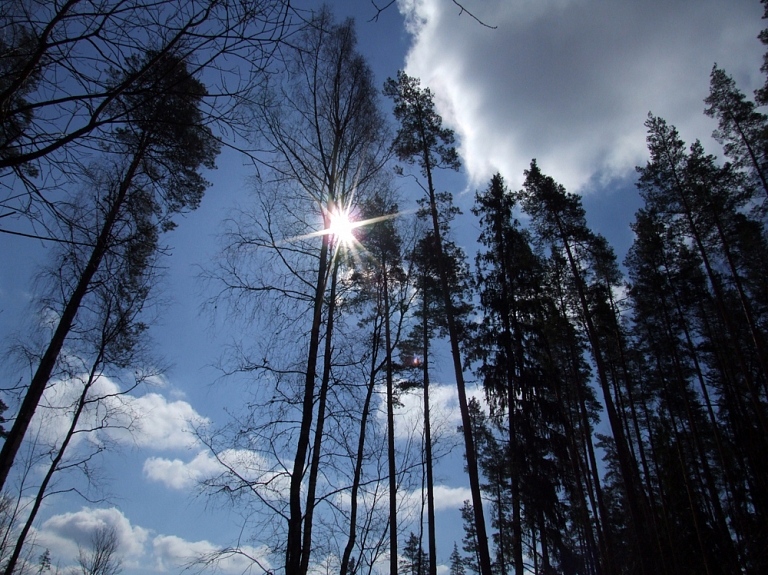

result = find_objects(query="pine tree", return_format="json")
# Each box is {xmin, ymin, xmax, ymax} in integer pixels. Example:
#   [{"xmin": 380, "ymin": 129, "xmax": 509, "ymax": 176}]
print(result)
[
  {"xmin": 449, "ymin": 543, "xmax": 466, "ymax": 575},
  {"xmin": 625, "ymin": 208, "xmax": 743, "ymax": 574},
  {"xmin": 401, "ymin": 532, "xmax": 429, "ymax": 575},
  {"xmin": 471, "ymin": 173, "xmax": 536, "ymax": 575},
  {"xmin": 705, "ymin": 65, "xmax": 768, "ymax": 198},
  {"xmin": 0, "ymin": 49, "xmax": 220, "ymax": 492},
  {"xmin": 384, "ymin": 71, "xmax": 493, "ymax": 575},
  {"xmin": 631, "ymin": 114, "xmax": 768, "ymax": 571},
  {"xmin": 460, "ymin": 500, "xmax": 480, "ymax": 575},
  {"xmin": 637, "ymin": 116, "xmax": 768, "ymax": 445}
]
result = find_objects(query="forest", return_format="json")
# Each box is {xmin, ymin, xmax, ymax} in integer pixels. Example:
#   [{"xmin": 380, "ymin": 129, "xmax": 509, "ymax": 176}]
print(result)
[{"xmin": 0, "ymin": 1, "xmax": 766, "ymax": 575}]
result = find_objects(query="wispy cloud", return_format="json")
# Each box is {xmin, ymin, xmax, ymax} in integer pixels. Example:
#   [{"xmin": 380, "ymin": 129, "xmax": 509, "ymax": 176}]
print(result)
[{"xmin": 143, "ymin": 449, "xmax": 289, "ymax": 499}]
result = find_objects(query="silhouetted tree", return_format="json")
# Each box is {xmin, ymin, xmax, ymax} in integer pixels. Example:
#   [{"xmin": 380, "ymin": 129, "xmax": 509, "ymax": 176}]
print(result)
[
  {"xmin": 0, "ymin": 50, "xmax": 220, "ymax": 493},
  {"xmin": 384, "ymin": 71, "xmax": 493, "ymax": 575}
]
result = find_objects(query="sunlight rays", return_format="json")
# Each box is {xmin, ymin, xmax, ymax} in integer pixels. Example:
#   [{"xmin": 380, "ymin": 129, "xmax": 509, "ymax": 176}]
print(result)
[{"xmin": 279, "ymin": 209, "xmax": 408, "ymax": 261}]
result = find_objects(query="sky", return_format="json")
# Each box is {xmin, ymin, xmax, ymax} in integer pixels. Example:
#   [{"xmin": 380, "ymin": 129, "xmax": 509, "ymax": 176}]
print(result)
[{"xmin": 0, "ymin": 0, "xmax": 764, "ymax": 574}]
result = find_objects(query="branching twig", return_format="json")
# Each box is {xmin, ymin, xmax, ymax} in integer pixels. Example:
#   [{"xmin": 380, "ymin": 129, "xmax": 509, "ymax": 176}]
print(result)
[
  {"xmin": 452, "ymin": 0, "xmax": 497, "ymax": 29},
  {"xmin": 369, "ymin": 0, "xmax": 497, "ymax": 29}
]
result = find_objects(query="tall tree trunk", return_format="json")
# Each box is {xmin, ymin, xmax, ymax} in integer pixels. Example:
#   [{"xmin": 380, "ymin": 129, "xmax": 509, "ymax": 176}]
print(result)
[
  {"xmin": 384, "ymin": 261, "xmax": 398, "ymax": 575},
  {"xmin": 286, "ymin": 220, "xmax": 331, "ymax": 575},
  {"xmin": 554, "ymin": 216, "xmax": 652, "ymax": 575},
  {"xmin": 340, "ymin": 309, "xmax": 383, "ymax": 575},
  {"xmin": 0, "ymin": 144, "xmax": 145, "ymax": 492},
  {"xmin": 420, "ymin": 142, "xmax": 493, "ymax": 575},
  {"xmin": 301, "ymin": 257, "xmax": 340, "ymax": 575},
  {"xmin": 422, "ymin": 287, "xmax": 437, "ymax": 575},
  {"xmin": 3, "ymin": 352, "xmax": 105, "ymax": 575}
]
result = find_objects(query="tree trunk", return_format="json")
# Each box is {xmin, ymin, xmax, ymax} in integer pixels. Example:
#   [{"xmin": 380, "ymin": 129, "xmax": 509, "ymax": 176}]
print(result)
[
  {"xmin": 384, "ymin": 261, "xmax": 398, "ymax": 575},
  {"xmin": 300, "ymin": 257, "xmax": 340, "ymax": 575},
  {"xmin": 422, "ymin": 287, "xmax": 438, "ymax": 575},
  {"xmin": 340, "ymin": 309, "xmax": 382, "ymax": 575},
  {"xmin": 286, "ymin": 221, "xmax": 331, "ymax": 575},
  {"xmin": 0, "ymin": 144, "xmax": 145, "ymax": 492},
  {"xmin": 419, "ymin": 135, "xmax": 493, "ymax": 575}
]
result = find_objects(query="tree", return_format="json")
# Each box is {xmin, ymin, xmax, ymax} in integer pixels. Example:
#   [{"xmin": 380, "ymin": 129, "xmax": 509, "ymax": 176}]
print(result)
[
  {"xmin": 459, "ymin": 500, "xmax": 480, "ymax": 575},
  {"xmin": 0, "ymin": 0, "xmax": 291, "ymax": 500},
  {"xmin": 637, "ymin": 116, "xmax": 768, "ymax": 442},
  {"xmin": 754, "ymin": 0, "xmax": 768, "ymax": 105},
  {"xmin": 449, "ymin": 543, "xmax": 466, "ymax": 575},
  {"xmin": 401, "ymin": 532, "xmax": 429, "ymax": 575},
  {"xmin": 37, "ymin": 549, "xmax": 51, "ymax": 574},
  {"xmin": 631, "ymin": 115, "xmax": 768, "ymax": 572},
  {"xmin": 384, "ymin": 71, "xmax": 493, "ymax": 575},
  {"xmin": 0, "ymin": 0, "xmax": 285, "ymax": 182},
  {"xmin": 337, "ymin": 189, "xmax": 414, "ymax": 575},
  {"xmin": 263, "ymin": 15, "xmax": 388, "ymax": 575},
  {"xmin": 350, "ymin": 190, "xmax": 413, "ymax": 575},
  {"xmin": 204, "ymin": 11, "xmax": 390, "ymax": 575},
  {"xmin": 1, "ymin": 224, "xmax": 159, "ymax": 575},
  {"xmin": 624, "ymin": 208, "xmax": 744, "ymax": 574},
  {"xmin": 470, "ymin": 174, "xmax": 530, "ymax": 575},
  {"xmin": 704, "ymin": 65, "xmax": 768, "ymax": 199},
  {"xmin": 367, "ymin": 0, "xmax": 496, "ymax": 28},
  {"xmin": 403, "ymin": 191, "xmax": 471, "ymax": 575},
  {"xmin": 519, "ymin": 160, "xmax": 656, "ymax": 574},
  {"xmin": 77, "ymin": 525, "xmax": 122, "ymax": 575},
  {"xmin": 0, "ymin": 49, "xmax": 220, "ymax": 492}
]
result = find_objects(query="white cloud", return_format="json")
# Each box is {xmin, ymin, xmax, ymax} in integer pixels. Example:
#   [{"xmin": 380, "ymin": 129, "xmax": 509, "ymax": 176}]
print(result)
[
  {"xmin": 399, "ymin": 0, "xmax": 764, "ymax": 192},
  {"xmin": 152, "ymin": 535, "xmax": 272, "ymax": 574},
  {"xmin": 30, "ymin": 375, "xmax": 208, "ymax": 453},
  {"xmin": 387, "ymin": 382, "xmax": 486, "ymax": 441},
  {"xmin": 35, "ymin": 507, "xmax": 149, "ymax": 565},
  {"xmin": 431, "ymin": 484, "xmax": 472, "ymax": 511},
  {"xmin": 334, "ymin": 478, "xmax": 472, "ymax": 522},
  {"xmin": 143, "ymin": 449, "xmax": 290, "ymax": 498},
  {"xmin": 121, "ymin": 392, "xmax": 208, "ymax": 450},
  {"xmin": 31, "ymin": 507, "xmax": 272, "ymax": 575},
  {"xmin": 143, "ymin": 450, "xmax": 222, "ymax": 491}
]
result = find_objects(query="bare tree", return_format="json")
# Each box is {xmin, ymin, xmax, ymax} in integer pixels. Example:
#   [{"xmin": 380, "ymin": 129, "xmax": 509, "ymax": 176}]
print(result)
[
  {"xmin": 77, "ymin": 525, "xmax": 122, "ymax": 575},
  {"xmin": 204, "ymin": 9, "xmax": 390, "ymax": 575},
  {"xmin": 1, "ymin": 236, "xmax": 161, "ymax": 575},
  {"xmin": 367, "ymin": 0, "xmax": 496, "ymax": 28},
  {"xmin": 0, "ymin": 0, "xmax": 293, "ymax": 492}
]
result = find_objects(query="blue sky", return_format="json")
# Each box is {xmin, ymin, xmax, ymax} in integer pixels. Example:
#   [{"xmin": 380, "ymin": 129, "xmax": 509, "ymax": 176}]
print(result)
[{"xmin": 0, "ymin": 0, "xmax": 764, "ymax": 573}]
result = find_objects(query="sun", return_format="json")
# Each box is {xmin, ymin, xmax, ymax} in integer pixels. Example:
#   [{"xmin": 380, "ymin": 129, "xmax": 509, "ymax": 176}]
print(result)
[{"xmin": 328, "ymin": 209, "xmax": 357, "ymax": 245}]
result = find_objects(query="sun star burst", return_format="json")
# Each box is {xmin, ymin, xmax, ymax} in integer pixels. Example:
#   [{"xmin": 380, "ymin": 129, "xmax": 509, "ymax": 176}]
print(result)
[{"xmin": 328, "ymin": 209, "xmax": 357, "ymax": 245}]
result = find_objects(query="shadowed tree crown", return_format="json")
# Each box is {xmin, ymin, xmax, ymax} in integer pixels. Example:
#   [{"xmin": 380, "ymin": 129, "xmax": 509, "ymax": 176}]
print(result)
[{"xmin": 383, "ymin": 71, "xmax": 460, "ymax": 176}]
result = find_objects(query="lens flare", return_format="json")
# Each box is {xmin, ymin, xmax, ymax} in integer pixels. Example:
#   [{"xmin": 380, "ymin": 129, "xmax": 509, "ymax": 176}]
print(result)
[{"xmin": 328, "ymin": 210, "xmax": 356, "ymax": 245}]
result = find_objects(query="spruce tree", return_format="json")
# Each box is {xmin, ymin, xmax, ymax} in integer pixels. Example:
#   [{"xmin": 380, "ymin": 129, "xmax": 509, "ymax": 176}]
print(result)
[
  {"xmin": 449, "ymin": 543, "xmax": 466, "ymax": 575},
  {"xmin": 519, "ymin": 161, "xmax": 656, "ymax": 574}
]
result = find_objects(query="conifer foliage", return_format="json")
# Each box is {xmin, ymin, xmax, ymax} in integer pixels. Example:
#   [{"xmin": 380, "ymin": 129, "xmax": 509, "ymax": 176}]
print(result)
[{"xmin": 449, "ymin": 11, "xmax": 768, "ymax": 572}]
